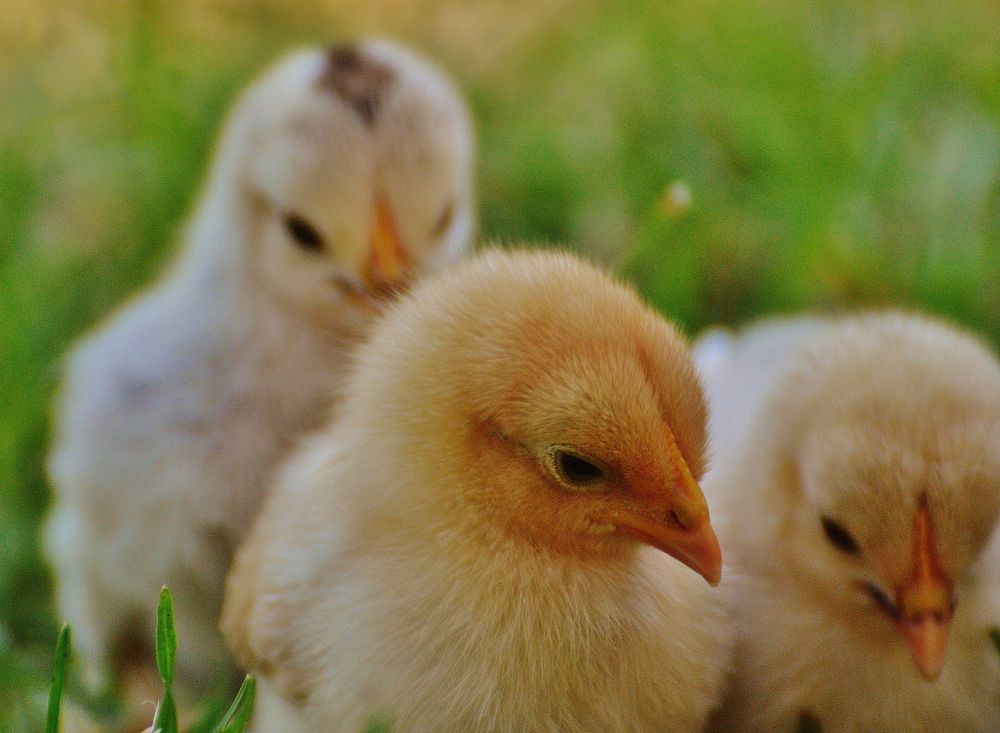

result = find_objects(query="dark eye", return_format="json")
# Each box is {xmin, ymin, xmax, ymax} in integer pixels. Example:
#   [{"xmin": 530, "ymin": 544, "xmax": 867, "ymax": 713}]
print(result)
[
  {"xmin": 283, "ymin": 213, "xmax": 324, "ymax": 252},
  {"xmin": 431, "ymin": 202, "xmax": 454, "ymax": 237},
  {"xmin": 821, "ymin": 515, "xmax": 860, "ymax": 554},
  {"xmin": 549, "ymin": 447, "xmax": 606, "ymax": 488}
]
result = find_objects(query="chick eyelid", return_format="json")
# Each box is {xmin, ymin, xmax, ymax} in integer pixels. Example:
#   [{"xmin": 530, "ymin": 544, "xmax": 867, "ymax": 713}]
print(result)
[{"xmin": 544, "ymin": 445, "xmax": 610, "ymax": 491}]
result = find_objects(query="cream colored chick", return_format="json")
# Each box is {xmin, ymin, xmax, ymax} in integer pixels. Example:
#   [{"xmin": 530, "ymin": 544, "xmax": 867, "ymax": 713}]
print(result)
[
  {"xmin": 222, "ymin": 249, "xmax": 732, "ymax": 733},
  {"xmin": 44, "ymin": 39, "xmax": 474, "ymax": 689},
  {"xmin": 698, "ymin": 313, "xmax": 1000, "ymax": 733}
]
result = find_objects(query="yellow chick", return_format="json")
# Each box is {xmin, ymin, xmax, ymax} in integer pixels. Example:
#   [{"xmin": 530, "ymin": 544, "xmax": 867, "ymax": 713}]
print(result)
[
  {"xmin": 222, "ymin": 249, "xmax": 732, "ymax": 733},
  {"xmin": 44, "ymin": 38, "xmax": 475, "ymax": 694},
  {"xmin": 698, "ymin": 313, "xmax": 1000, "ymax": 733}
]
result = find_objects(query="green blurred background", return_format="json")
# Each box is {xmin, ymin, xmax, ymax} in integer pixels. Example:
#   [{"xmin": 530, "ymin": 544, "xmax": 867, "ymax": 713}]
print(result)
[{"xmin": 3, "ymin": 0, "xmax": 1000, "ymax": 724}]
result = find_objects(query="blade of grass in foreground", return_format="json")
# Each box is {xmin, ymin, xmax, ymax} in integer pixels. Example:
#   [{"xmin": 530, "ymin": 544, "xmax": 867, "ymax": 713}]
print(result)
[
  {"xmin": 152, "ymin": 687, "xmax": 179, "ymax": 733},
  {"xmin": 156, "ymin": 586, "xmax": 177, "ymax": 687},
  {"xmin": 989, "ymin": 626, "xmax": 1000, "ymax": 660},
  {"xmin": 45, "ymin": 624, "xmax": 70, "ymax": 733},
  {"xmin": 152, "ymin": 587, "xmax": 178, "ymax": 733},
  {"xmin": 210, "ymin": 675, "xmax": 255, "ymax": 733}
]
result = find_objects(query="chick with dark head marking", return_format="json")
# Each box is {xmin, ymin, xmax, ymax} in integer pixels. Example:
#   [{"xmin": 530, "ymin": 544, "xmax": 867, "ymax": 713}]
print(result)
[
  {"xmin": 44, "ymin": 39, "xmax": 475, "ymax": 714},
  {"xmin": 223, "ymin": 248, "xmax": 732, "ymax": 733},
  {"xmin": 318, "ymin": 44, "xmax": 396, "ymax": 125}
]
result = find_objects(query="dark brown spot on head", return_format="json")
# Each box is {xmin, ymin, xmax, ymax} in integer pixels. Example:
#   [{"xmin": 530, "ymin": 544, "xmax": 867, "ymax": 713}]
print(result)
[
  {"xmin": 798, "ymin": 711, "xmax": 823, "ymax": 733},
  {"xmin": 317, "ymin": 45, "xmax": 395, "ymax": 126}
]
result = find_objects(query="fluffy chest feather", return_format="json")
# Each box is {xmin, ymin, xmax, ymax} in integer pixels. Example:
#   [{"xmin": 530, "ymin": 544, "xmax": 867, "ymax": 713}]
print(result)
[{"xmin": 291, "ymin": 543, "xmax": 729, "ymax": 733}]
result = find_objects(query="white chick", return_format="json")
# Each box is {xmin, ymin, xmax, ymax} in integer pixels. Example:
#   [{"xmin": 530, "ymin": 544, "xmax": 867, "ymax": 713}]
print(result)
[
  {"xmin": 699, "ymin": 312, "xmax": 1000, "ymax": 733},
  {"xmin": 221, "ymin": 248, "xmax": 732, "ymax": 733},
  {"xmin": 44, "ymin": 38, "xmax": 475, "ymax": 690}
]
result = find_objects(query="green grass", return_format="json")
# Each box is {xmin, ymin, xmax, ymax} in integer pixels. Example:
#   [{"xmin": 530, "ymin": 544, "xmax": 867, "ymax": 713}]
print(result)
[
  {"xmin": 147, "ymin": 588, "xmax": 255, "ymax": 733},
  {"xmin": 209, "ymin": 674, "xmax": 256, "ymax": 733},
  {"xmin": 153, "ymin": 588, "xmax": 180, "ymax": 733},
  {"xmin": 32, "ymin": 589, "xmax": 257, "ymax": 733},
  {"xmin": 3, "ymin": 0, "xmax": 1000, "ymax": 727},
  {"xmin": 44, "ymin": 626, "xmax": 68, "ymax": 733}
]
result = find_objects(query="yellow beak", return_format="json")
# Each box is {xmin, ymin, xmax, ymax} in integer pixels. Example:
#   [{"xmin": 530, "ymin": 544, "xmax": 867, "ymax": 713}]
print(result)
[
  {"xmin": 604, "ymin": 426, "xmax": 722, "ymax": 586},
  {"xmin": 896, "ymin": 502, "xmax": 954, "ymax": 682},
  {"xmin": 363, "ymin": 195, "xmax": 410, "ymax": 295}
]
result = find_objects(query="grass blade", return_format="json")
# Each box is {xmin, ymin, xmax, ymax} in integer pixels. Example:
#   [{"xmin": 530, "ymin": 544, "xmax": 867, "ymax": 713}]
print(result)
[
  {"xmin": 186, "ymin": 689, "xmax": 227, "ymax": 733},
  {"xmin": 211, "ymin": 675, "xmax": 255, "ymax": 733},
  {"xmin": 45, "ymin": 624, "xmax": 70, "ymax": 733},
  {"xmin": 156, "ymin": 587, "xmax": 176, "ymax": 686},
  {"xmin": 990, "ymin": 626, "xmax": 1000, "ymax": 659},
  {"xmin": 152, "ymin": 686, "xmax": 178, "ymax": 733}
]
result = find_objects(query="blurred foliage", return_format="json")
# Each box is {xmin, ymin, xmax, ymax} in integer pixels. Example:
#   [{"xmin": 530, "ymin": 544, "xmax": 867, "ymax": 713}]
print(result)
[
  {"xmin": 2, "ymin": 0, "xmax": 1000, "ymax": 726},
  {"xmin": 361, "ymin": 714, "xmax": 395, "ymax": 733}
]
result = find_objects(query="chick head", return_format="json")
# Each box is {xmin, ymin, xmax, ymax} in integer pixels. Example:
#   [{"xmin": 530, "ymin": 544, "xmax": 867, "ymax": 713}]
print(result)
[
  {"xmin": 214, "ymin": 39, "xmax": 474, "ymax": 321},
  {"xmin": 347, "ymin": 249, "xmax": 721, "ymax": 584},
  {"xmin": 757, "ymin": 312, "xmax": 1000, "ymax": 681}
]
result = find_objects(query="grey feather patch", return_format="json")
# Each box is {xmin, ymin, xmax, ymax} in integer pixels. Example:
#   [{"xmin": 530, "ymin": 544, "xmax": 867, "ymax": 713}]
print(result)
[{"xmin": 317, "ymin": 46, "xmax": 395, "ymax": 126}]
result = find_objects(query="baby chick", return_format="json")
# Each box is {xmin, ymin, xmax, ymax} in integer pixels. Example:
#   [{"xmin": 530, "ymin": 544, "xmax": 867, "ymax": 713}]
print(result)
[
  {"xmin": 699, "ymin": 313, "xmax": 1000, "ymax": 733},
  {"xmin": 44, "ymin": 38, "xmax": 475, "ymax": 690},
  {"xmin": 222, "ymin": 249, "xmax": 732, "ymax": 733}
]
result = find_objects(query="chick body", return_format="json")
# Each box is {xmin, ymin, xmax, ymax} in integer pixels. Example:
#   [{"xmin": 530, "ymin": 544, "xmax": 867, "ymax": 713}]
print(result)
[
  {"xmin": 45, "ymin": 39, "xmax": 475, "ymax": 687},
  {"xmin": 223, "ymin": 249, "xmax": 732, "ymax": 733},
  {"xmin": 699, "ymin": 314, "xmax": 1000, "ymax": 733}
]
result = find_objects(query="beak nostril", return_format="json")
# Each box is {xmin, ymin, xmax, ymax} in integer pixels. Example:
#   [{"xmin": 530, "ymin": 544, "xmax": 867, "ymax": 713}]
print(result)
[{"xmin": 667, "ymin": 510, "xmax": 686, "ymax": 531}]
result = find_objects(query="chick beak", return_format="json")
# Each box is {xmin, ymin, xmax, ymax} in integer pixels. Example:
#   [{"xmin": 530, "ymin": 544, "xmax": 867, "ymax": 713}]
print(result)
[
  {"xmin": 896, "ymin": 503, "xmax": 954, "ymax": 682},
  {"xmin": 604, "ymin": 428, "xmax": 722, "ymax": 586},
  {"xmin": 363, "ymin": 195, "xmax": 410, "ymax": 296}
]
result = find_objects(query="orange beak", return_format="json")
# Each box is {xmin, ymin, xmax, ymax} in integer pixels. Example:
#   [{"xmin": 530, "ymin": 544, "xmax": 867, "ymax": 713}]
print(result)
[
  {"xmin": 363, "ymin": 195, "xmax": 410, "ymax": 295},
  {"xmin": 896, "ymin": 502, "xmax": 954, "ymax": 682},
  {"xmin": 604, "ymin": 427, "xmax": 722, "ymax": 586}
]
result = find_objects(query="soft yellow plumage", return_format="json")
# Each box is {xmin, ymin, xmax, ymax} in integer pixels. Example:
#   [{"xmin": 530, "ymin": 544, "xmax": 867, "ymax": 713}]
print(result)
[
  {"xmin": 223, "ymin": 248, "xmax": 732, "ymax": 733},
  {"xmin": 699, "ymin": 312, "xmax": 1000, "ymax": 733}
]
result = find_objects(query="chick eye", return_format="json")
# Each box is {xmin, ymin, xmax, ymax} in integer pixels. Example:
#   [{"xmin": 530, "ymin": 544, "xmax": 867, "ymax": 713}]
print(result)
[
  {"xmin": 431, "ymin": 201, "xmax": 454, "ymax": 237},
  {"xmin": 283, "ymin": 213, "xmax": 324, "ymax": 252},
  {"xmin": 547, "ymin": 447, "xmax": 607, "ymax": 489},
  {"xmin": 820, "ymin": 515, "xmax": 860, "ymax": 555}
]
